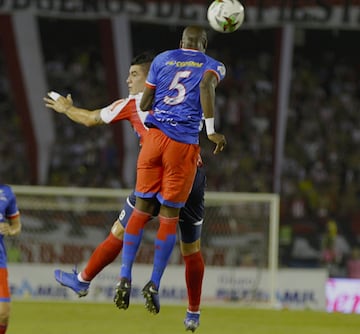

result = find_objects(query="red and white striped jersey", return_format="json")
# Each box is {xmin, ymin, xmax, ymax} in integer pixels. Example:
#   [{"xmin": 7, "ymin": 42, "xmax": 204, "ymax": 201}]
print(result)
[{"xmin": 100, "ymin": 92, "xmax": 148, "ymax": 144}]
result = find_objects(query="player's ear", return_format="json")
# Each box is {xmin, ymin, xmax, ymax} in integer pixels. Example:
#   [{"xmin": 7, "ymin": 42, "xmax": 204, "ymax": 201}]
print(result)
[{"xmin": 179, "ymin": 40, "xmax": 183, "ymax": 48}]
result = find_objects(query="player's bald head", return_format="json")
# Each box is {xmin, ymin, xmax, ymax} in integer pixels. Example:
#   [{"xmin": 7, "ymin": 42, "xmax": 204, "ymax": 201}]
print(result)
[{"xmin": 180, "ymin": 25, "xmax": 207, "ymax": 52}]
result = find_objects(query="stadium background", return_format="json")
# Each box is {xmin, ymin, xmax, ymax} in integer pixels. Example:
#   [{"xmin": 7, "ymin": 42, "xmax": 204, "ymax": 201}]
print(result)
[{"xmin": 1, "ymin": 0, "xmax": 360, "ymax": 317}]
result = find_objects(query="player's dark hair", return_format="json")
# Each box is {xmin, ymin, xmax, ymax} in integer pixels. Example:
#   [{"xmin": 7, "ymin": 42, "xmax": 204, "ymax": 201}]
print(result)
[{"xmin": 131, "ymin": 51, "xmax": 154, "ymax": 66}]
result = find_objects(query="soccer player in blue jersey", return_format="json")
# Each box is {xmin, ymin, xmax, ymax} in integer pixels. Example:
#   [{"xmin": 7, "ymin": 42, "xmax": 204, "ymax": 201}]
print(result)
[
  {"xmin": 114, "ymin": 26, "xmax": 227, "ymax": 331},
  {"xmin": 45, "ymin": 52, "xmax": 206, "ymax": 331},
  {"xmin": 0, "ymin": 184, "xmax": 22, "ymax": 333}
]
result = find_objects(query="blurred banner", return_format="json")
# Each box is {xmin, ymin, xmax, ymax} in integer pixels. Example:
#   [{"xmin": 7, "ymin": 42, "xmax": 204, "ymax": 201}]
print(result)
[
  {"xmin": 9, "ymin": 263, "xmax": 327, "ymax": 310},
  {"xmin": 326, "ymin": 278, "xmax": 360, "ymax": 313}
]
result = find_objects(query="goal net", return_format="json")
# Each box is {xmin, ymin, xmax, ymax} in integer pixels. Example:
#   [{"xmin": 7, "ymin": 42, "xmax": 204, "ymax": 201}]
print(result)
[{"xmin": 8, "ymin": 185, "xmax": 279, "ymax": 306}]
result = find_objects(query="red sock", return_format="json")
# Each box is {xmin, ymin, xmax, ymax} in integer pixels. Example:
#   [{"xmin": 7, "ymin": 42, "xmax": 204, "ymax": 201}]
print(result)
[
  {"xmin": 183, "ymin": 251, "xmax": 204, "ymax": 312},
  {"xmin": 82, "ymin": 232, "xmax": 123, "ymax": 281},
  {"xmin": 0, "ymin": 323, "xmax": 7, "ymax": 333}
]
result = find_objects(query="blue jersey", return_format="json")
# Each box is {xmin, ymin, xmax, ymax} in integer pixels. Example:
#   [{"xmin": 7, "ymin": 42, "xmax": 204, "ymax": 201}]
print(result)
[
  {"xmin": 0, "ymin": 184, "xmax": 19, "ymax": 268},
  {"xmin": 144, "ymin": 48, "xmax": 226, "ymax": 144}
]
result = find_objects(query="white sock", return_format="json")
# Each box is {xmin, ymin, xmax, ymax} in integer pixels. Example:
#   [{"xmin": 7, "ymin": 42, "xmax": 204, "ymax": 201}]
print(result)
[{"xmin": 77, "ymin": 272, "xmax": 90, "ymax": 283}]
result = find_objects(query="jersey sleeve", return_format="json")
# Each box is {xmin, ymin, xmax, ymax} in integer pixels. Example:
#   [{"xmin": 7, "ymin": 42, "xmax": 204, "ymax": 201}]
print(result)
[
  {"xmin": 100, "ymin": 97, "xmax": 133, "ymax": 124},
  {"xmin": 99, "ymin": 94, "xmax": 148, "ymax": 143},
  {"xmin": 4, "ymin": 186, "xmax": 19, "ymax": 219},
  {"xmin": 206, "ymin": 58, "xmax": 226, "ymax": 83},
  {"xmin": 145, "ymin": 61, "xmax": 158, "ymax": 88}
]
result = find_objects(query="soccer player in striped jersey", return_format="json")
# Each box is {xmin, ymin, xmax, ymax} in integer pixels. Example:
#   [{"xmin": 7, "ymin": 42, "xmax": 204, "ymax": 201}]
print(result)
[
  {"xmin": 0, "ymin": 184, "xmax": 22, "ymax": 333},
  {"xmin": 115, "ymin": 26, "xmax": 226, "ymax": 331},
  {"xmin": 45, "ymin": 52, "xmax": 205, "ymax": 332}
]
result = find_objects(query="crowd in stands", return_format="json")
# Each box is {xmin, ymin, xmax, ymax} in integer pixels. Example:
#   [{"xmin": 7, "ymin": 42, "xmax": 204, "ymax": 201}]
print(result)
[
  {"xmin": 279, "ymin": 37, "xmax": 360, "ymax": 275},
  {"xmin": 0, "ymin": 52, "xmax": 30, "ymax": 185},
  {"xmin": 1, "ymin": 22, "xmax": 360, "ymax": 276},
  {"xmin": 43, "ymin": 44, "xmax": 123, "ymax": 188}
]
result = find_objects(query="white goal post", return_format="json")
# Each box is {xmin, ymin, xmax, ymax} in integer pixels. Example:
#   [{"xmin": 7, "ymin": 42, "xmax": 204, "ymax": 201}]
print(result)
[
  {"xmin": 205, "ymin": 191, "xmax": 280, "ymax": 307},
  {"xmin": 10, "ymin": 185, "xmax": 280, "ymax": 307}
]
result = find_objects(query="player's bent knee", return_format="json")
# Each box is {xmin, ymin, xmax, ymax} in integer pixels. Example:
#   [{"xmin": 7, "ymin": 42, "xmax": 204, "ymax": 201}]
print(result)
[
  {"xmin": 111, "ymin": 220, "xmax": 125, "ymax": 239},
  {"xmin": 180, "ymin": 239, "xmax": 200, "ymax": 256}
]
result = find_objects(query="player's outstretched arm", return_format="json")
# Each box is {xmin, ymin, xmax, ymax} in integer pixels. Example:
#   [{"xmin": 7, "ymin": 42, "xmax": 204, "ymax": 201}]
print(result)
[{"xmin": 43, "ymin": 92, "xmax": 104, "ymax": 127}]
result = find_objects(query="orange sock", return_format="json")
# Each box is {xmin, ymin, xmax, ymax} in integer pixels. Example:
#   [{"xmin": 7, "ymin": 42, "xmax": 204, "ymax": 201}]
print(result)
[
  {"xmin": 184, "ymin": 251, "xmax": 204, "ymax": 312},
  {"xmin": 125, "ymin": 208, "xmax": 151, "ymax": 235},
  {"xmin": 82, "ymin": 232, "xmax": 123, "ymax": 281}
]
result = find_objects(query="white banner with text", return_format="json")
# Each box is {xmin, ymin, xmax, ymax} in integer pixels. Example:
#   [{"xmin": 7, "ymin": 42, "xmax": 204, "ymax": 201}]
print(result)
[{"xmin": 8, "ymin": 263, "xmax": 327, "ymax": 310}]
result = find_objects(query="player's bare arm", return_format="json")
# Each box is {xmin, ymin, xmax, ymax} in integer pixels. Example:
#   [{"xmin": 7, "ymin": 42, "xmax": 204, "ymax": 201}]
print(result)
[
  {"xmin": 140, "ymin": 86, "xmax": 155, "ymax": 111},
  {"xmin": 0, "ymin": 216, "xmax": 21, "ymax": 237},
  {"xmin": 200, "ymin": 72, "xmax": 227, "ymax": 154},
  {"xmin": 200, "ymin": 71, "xmax": 218, "ymax": 119},
  {"xmin": 44, "ymin": 92, "xmax": 104, "ymax": 127}
]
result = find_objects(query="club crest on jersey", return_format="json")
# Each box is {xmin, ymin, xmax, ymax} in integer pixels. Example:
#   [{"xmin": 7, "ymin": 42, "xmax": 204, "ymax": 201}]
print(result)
[{"xmin": 217, "ymin": 64, "xmax": 226, "ymax": 77}]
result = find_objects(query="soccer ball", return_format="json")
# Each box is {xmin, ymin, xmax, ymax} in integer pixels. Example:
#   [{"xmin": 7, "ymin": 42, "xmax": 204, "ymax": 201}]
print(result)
[{"xmin": 207, "ymin": 0, "xmax": 245, "ymax": 33}]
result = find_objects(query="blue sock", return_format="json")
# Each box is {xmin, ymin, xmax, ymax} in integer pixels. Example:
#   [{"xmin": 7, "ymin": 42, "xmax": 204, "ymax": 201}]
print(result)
[
  {"xmin": 150, "ymin": 216, "xmax": 178, "ymax": 288},
  {"xmin": 120, "ymin": 209, "xmax": 150, "ymax": 280},
  {"xmin": 120, "ymin": 230, "xmax": 144, "ymax": 280}
]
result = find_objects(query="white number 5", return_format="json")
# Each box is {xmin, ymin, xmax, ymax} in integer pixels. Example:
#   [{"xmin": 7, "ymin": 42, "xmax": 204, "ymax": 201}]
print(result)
[{"xmin": 164, "ymin": 71, "xmax": 191, "ymax": 105}]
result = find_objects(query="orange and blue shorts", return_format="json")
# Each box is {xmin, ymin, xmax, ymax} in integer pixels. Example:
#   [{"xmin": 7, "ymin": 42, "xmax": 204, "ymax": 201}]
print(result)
[{"xmin": 135, "ymin": 128, "xmax": 200, "ymax": 208}]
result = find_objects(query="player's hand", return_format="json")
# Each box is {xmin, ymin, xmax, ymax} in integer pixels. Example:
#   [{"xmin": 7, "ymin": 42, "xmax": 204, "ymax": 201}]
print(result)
[
  {"xmin": 44, "ymin": 93, "xmax": 73, "ymax": 114},
  {"xmin": 208, "ymin": 132, "xmax": 226, "ymax": 154},
  {"xmin": 0, "ymin": 223, "xmax": 11, "ymax": 236}
]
